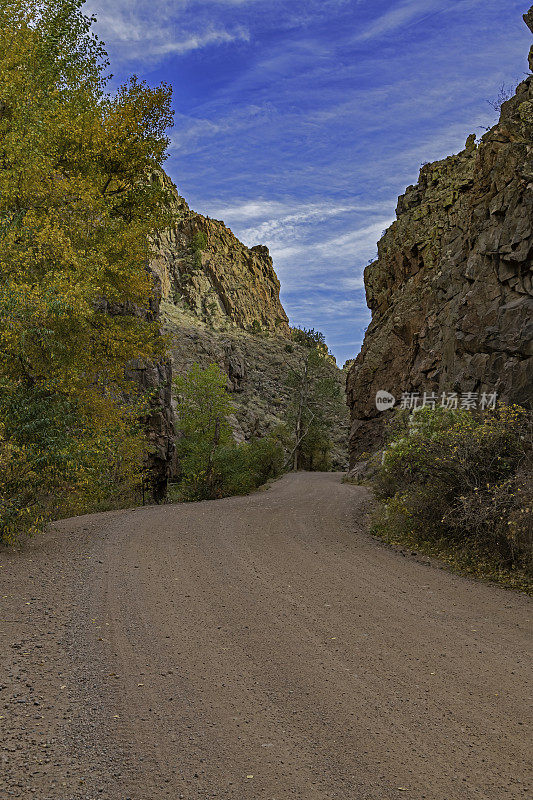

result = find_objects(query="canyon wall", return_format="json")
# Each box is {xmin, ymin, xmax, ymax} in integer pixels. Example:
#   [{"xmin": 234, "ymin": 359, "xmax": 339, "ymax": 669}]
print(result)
[
  {"xmin": 146, "ymin": 174, "xmax": 348, "ymax": 476},
  {"xmin": 346, "ymin": 12, "xmax": 533, "ymax": 464}
]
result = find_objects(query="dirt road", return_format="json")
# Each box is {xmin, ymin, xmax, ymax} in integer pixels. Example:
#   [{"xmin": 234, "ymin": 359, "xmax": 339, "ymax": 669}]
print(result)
[{"xmin": 1, "ymin": 472, "xmax": 531, "ymax": 799}]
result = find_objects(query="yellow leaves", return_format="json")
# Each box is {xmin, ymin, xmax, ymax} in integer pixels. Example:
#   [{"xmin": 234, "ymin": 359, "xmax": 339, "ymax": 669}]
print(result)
[
  {"xmin": 0, "ymin": 385, "xmax": 146, "ymax": 543},
  {"xmin": 0, "ymin": 0, "xmax": 174, "ymax": 543}
]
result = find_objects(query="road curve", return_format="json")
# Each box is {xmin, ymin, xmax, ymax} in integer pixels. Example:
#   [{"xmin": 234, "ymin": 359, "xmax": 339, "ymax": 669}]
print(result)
[{"xmin": 1, "ymin": 472, "xmax": 531, "ymax": 799}]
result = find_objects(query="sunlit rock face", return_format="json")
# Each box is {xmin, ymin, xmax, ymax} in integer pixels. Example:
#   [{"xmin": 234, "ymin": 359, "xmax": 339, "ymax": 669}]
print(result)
[
  {"xmin": 150, "ymin": 171, "xmax": 290, "ymax": 337},
  {"xmin": 346, "ymin": 13, "xmax": 533, "ymax": 463},
  {"xmin": 146, "ymin": 171, "xmax": 348, "ymax": 471}
]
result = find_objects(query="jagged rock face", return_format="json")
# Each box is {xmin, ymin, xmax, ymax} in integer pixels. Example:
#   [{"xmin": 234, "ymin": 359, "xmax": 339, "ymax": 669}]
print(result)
[
  {"xmin": 150, "ymin": 174, "xmax": 290, "ymax": 336},
  {"xmin": 161, "ymin": 302, "xmax": 349, "ymax": 469},
  {"xmin": 346, "ymin": 29, "xmax": 533, "ymax": 462},
  {"xmin": 139, "ymin": 172, "xmax": 349, "ymax": 475}
]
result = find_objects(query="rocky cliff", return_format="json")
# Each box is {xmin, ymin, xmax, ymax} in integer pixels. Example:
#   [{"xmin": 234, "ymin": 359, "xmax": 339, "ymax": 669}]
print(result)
[
  {"xmin": 146, "ymin": 174, "xmax": 349, "ymax": 474},
  {"xmin": 346, "ymin": 10, "xmax": 533, "ymax": 464},
  {"xmin": 150, "ymin": 172, "xmax": 290, "ymax": 336}
]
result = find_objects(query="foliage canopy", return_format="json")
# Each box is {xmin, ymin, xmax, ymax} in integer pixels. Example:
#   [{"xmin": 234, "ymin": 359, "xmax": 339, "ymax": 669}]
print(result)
[{"xmin": 0, "ymin": 0, "xmax": 174, "ymax": 541}]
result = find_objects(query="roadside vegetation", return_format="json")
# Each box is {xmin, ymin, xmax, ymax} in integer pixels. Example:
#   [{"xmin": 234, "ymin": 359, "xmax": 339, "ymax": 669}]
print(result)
[
  {"xmin": 0, "ymin": 0, "xmax": 173, "ymax": 543},
  {"xmin": 372, "ymin": 405, "xmax": 532, "ymax": 592},
  {"xmin": 171, "ymin": 332, "xmax": 346, "ymax": 501},
  {"xmin": 285, "ymin": 328, "xmax": 345, "ymax": 471},
  {"xmin": 171, "ymin": 364, "xmax": 284, "ymax": 501}
]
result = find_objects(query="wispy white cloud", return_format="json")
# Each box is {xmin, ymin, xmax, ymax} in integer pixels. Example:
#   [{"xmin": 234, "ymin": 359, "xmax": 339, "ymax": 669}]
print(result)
[
  {"xmin": 356, "ymin": 0, "xmax": 439, "ymax": 41},
  {"xmin": 210, "ymin": 200, "xmax": 391, "ymax": 241},
  {"xmin": 170, "ymin": 105, "xmax": 271, "ymax": 152},
  {"xmin": 84, "ymin": 0, "xmax": 251, "ymax": 61},
  {"xmin": 211, "ymin": 199, "xmax": 391, "ymax": 221},
  {"xmin": 355, "ymin": 0, "xmax": 484, "ymax": 42},
  {"xmin": 340, "ymin": 275, "xmax": 366, "ymax": 291},
  {"xmin": 269, "ymin": 220, "xmax": 391, "ymax": 271},
  {"xmin": 154, "ymin": 26, "xmax": 249, "ymax": 56}
]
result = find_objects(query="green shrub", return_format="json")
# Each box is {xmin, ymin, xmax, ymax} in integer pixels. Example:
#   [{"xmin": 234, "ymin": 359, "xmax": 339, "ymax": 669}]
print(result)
[
  {"xmin": 297, "ymin": 427, "xmax": 332, "ymax": 471},
  {"xmin": 290, "ymin": 326, "xmax": 326, "ymax": 348},
  {"xmin": 192, "ymin": 231, "xmax": 208, "ymax": 251},
  {"xmin": 247, "ymin": 435, "xmax": 285, "ymax": 484},
  {"xmin": 175, "ymin": 434, "xmax": 285, "ymax": 502},
  {"xmin": 373, "ymin": 405, "xmax": 532, "ymax": 579},
  {"xmin": 0, "ymin": 430, "xmax": 46, "ymax": 544},
  {"xmin": 290, "ymin": 326, "xmax": 334, "ymax": 363},
  {"xmin": 173, "ymin": 364, "xmax": 284, "ymax": 501},
  {"xmin": 0, "ymin": 386, "xmax": 145, "ymax": 544},
  {"xmin": 191, "ymin": 231, "xmax": 208, "ymax": 268}
]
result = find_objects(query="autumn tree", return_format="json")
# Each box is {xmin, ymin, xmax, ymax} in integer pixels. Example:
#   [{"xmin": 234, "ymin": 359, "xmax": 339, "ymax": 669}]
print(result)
[{"xmin": 0, "ymin": 0, "xmax": 174, "ymax": 540}]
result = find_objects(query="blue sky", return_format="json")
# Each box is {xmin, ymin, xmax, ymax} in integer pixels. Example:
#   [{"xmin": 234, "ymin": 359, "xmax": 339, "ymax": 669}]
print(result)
[{"xmin": 84, "ymin": 0, "xmax": 531, "ymax": 365}]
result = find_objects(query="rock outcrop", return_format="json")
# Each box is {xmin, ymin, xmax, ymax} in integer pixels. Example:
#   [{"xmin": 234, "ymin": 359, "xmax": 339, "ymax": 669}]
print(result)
[
  {"xmin": 150, "ymin": 173, "xmax": 290, "ymax": 336},
  {"xmin": 144, "ymin": 174, "xmax": 349, "ymax": 473},
  {"xmin": 346, "ymin": 13, "xmax": 533, "ymax": 463}
]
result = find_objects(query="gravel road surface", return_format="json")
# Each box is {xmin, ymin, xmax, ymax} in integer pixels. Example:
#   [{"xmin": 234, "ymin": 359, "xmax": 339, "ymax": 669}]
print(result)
[{"xmin": 1, "ymin": 472, "xmax": 530, "ymax": 799}]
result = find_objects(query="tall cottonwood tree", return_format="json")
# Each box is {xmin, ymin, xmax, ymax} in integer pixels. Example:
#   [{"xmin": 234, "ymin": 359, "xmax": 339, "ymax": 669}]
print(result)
[
  {"xmin": 285, "ymin": 330, "xmax": 343, "ymax": 471},
  {"xmin": 0, "ymin": 0, "xmax": 174, "ymax": 540}
]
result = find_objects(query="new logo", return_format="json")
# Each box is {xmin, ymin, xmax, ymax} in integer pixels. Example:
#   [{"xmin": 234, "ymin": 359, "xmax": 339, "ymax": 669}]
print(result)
[{"xmin": 375, "ymin": 390, "xmax": 396, "ymax": 412}]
